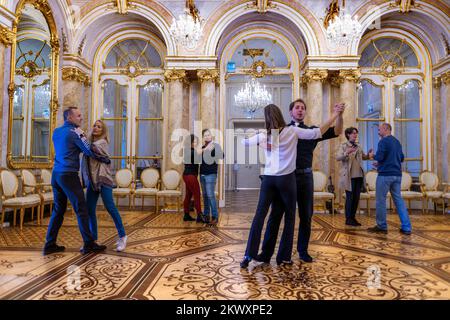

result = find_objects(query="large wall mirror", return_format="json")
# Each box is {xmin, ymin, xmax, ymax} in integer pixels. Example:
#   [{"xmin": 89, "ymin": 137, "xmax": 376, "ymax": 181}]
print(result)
[{"xmin": 7, "ymin": 0, "xmax": 59, "ymax": 169}]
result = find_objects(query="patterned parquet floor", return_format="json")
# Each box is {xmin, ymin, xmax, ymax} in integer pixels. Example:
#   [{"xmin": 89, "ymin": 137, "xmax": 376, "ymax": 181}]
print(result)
[{"xmin": 0, "ymin": 190, "xmax": 449, "ymax": 300}]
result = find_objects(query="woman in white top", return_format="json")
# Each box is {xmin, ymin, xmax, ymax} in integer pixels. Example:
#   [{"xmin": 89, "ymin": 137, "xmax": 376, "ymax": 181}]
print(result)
[{"xmin": 240, "ymin": 104, "xmax": 339, "ymax": 268}]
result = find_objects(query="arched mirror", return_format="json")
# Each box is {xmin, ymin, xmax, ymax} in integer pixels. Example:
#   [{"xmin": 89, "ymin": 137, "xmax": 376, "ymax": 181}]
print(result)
[{"xmin": 7, "ymin": 1, "xmax": 59, "ymax": 168}]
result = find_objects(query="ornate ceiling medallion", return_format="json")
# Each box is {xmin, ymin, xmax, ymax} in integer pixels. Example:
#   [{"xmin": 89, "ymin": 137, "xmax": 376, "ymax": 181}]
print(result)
[
  {"xmin": 17, "ymin": 60, "xmax": 41, "ymax": 78},
  {"xmin": 249, "ymin": 60, "xmax": 272, "ymax": 78},
  {"xmin": 379, "ymin": 61, "xmax": 400, "ymax": 78},
  {"xmin": 122, "ymin": 61, "xmax": 143, "ymax": 78}
]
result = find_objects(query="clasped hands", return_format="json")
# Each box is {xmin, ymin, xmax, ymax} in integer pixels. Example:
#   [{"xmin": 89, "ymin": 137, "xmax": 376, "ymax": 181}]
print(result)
[{"xmin": 332, "ymin": 103, "xmax": 345, "ymax": 117}]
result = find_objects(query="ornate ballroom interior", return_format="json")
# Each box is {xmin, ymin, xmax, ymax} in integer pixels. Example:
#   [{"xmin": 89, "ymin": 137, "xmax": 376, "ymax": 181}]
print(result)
[{"xmin": 0, "ymin": 0, "xmax": 449, "ymax": 300}]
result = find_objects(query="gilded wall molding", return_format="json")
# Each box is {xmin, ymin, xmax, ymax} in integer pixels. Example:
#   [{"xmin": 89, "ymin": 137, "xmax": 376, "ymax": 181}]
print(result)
[
  {"xmin": 164, "ymin": 69, "xmax": 187, "ymax": 82},
  {"xmin": 433, "ymin": 76, "xmax": 441, "ymax": 88},
  {"xmin": 7, "ymin": 82, "xmax": 15, "ymax": 98},
  {"xmin": 30, "ymin": 0, "xmax": 52, "ymax": 17},
  {"xmin": 62, "ymin": 67, "xmax": 91, "ymax": 86},
  {"xmin": 304, "ymin": 69, "xmax": 328, "ymax": 83},
  {"xmin": 300, "ymin": 76, "xmax": 308, "ymax": 88},
  {"xmin": 0, "ymin": 25, "xmax": 15, "ymax": 46},
  {"xmin": 441, "ymin": 71, "xmax": 450, "ymax": 85},
  {"xmin": 246, "ymin": 0, "xmax": 277, "ymax": 14},
  {"xmin": 329, "ymin": 74, "xmax": 343, "ymax": 87},
  {"xmin": 338, "ymin": 69, "xmax": 361, "ymax": 82},
  {"xmin": 389, "ymin": 0, "xmax": 420, "ymax": 13},
  {"xmin": 197, "ymin": 69, "xmax": 219, "ymax": 84}
]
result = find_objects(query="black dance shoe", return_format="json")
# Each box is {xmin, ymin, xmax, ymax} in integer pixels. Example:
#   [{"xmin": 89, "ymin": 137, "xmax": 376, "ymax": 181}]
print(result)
[
  {"xmin": 196, "ymin": 214, "xmax": 204, "ymax": 223},
  {"xmin": 299, "ymin": 253, "xmax": 313, "ymax": 263},
  {"xmin": 43, "ymin": 244, "xmax": 65, "ymax": 256},
  {"xmin": 276, "ymin": 259, "xmax": 293, "ymax": 266},
  {"xmin": 367, "ymin": 226, "xmax": 388, "ymax": 234},
  {"xmin": 399, "ymin": 228, "xmax": 411, "ymax": 235},
  {"xmin": 346, "ymin": 219, "xmax": 361, "ymax": 226},
  {"xmin": 80, "ymin": 242, "xmax": 107, "ymax": 254},
  {"xmin": 183, "ymin": 213, "xmax": 195, "ymax": 221},
  {"xmin": 208, "ymin": 218, "xmax": 218, "ymax": 226},
  {"xmin": 254, "ymin": 254, "xmax": 271, "ymax": 264},
  {"xmin": 240, "ymin": 257, "xmax": 252, "ymax": 268}
]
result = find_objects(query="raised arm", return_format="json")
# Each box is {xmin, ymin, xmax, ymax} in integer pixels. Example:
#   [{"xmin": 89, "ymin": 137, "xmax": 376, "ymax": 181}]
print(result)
[
  {"xmin": 293, "ymin": 126, "xmax": 322, "ymax": 140},
  {"xmin": 334, "ymin": 103, "xmax": 344, "ymax": 135},
  {"xmin": 319, "ymin": 110, "xmax": 339, "ymax": 135},
  {"xmin": 241, "ymin": 132, "xmax": 265, "ymax": 146}
]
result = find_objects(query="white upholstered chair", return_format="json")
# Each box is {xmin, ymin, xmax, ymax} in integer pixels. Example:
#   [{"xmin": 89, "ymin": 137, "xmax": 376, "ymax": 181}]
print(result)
[
  {"xmin": 401, "ymin": 171, "xmax": 425, "ymax": 214},
  {"xmin": 0, "ymin": 169, "xmax": 41, "ymax": 230},
  {"xmin": 20, "ymin": 169, "xmax": 43, "ymax": 225},
  {"xmin": 134, "ymin": 168, "xmax": 160, "ymax": 212},
  {"xmin": 419, "ymin": 171, "xmax": 444, "ymax": 214},
  {"xmin": 313, "ymin": 171, "xmax": 334, "ymax": 215},
  {"xmin": 38, "ymin": 169, "xmax": 54, "ymax": 222},
  {"xmin": 156, "ymin": 170, "xmax": 182, "ymax": 213},
  {"xmin": 112, "ymin": 168, "xmax": 135, "ymax": 208}
]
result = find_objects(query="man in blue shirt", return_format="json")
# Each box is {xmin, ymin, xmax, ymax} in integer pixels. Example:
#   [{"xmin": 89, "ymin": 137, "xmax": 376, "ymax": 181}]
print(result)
[
  {"xmin": 367, "ymin": 123, "xmax": 412, "ymax": 235},
  {"xmin": 43, "ymin": 107, "xmax": 111, "ymax": 255}
]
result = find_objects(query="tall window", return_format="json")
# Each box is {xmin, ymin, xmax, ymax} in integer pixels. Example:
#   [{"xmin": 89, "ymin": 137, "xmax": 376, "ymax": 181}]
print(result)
[
  {"xmin": 100, "ymin": 39, "xmax": 164, "ymax": 178},
  {"xmin": 358, "ymin": 37, "xmax": 423, "ymax": 177}
]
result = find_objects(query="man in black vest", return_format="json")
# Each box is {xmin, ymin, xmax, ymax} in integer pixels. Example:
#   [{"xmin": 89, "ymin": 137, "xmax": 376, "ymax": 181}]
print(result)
[{"xmin": 256, "ymin": 99, "xmax": 344, "ymax": 263}]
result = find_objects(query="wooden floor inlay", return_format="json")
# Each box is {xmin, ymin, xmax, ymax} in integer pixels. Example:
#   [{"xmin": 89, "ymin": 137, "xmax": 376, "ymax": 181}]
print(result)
[{"xmin": 0, "ymin": 191, "xmax": 449, "ymax": 300}]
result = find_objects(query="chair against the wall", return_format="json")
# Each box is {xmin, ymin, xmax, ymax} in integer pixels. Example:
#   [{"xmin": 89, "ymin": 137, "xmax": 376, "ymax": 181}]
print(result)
[
  {"xmin": 112, "ymin": 168, "xmax": 135, "ymax": 208},
  {"xmin": 313, "ymin": 171, "xmax": 334, "ymax": 215},
  {"xmin": 442, "ymin": 182, "xmax": 450, "ymax": 215},
  {"xmin": 0, "ymin": 169, "xmax": 41, "ymax": 230},
  {"xmin": 156, "ymin": 170, "xmax": 182, "ymax": 214},
  {"xmin": 401, "ymin": 171, "xmax": 425, "ymax": 214},
  {"xmin": 39, "ymin": 169, "xmax": 54, "ymax": 222},
  {"xmin": 134, "ymin": 168, "xmax": 159, "ymax": 212},
  {"xmin": 419, "ymin": 171, "xmax": 444, "ymax": 214},
  {"xmin": 20, "ymin": 169, "xmax": 43, "ymax": 225}
]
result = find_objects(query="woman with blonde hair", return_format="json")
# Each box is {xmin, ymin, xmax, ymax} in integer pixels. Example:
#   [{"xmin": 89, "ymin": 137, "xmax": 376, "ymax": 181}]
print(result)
[{"xmin": 81, "ymin": 120, "xmax": 127, "ymax": 251}]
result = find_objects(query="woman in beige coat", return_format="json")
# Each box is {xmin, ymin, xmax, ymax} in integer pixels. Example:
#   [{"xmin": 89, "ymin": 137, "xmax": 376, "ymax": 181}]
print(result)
[{"xmin": 336, "ymin": 127, "xmax": 374, "ymax": 226}]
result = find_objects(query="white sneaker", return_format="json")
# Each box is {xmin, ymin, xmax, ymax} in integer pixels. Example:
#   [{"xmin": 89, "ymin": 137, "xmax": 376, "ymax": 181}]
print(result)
[{"xmin": 116, "ymin": 236, "xmax": 127, "ymax": 252}]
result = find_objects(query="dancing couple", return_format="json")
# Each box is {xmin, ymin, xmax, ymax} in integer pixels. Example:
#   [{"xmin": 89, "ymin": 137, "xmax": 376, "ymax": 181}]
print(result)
[
  {"xmin": 43, "ymin": 107, "xmax": 127, "ymax": 255},
  {"xmin": 240, "ymin": 102, "xmax": 345, "ymax": 268}
]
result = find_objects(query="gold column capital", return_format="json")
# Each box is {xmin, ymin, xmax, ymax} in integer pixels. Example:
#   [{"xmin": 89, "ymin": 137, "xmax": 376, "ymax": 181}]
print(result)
[
  {"xmin": 441, "ymin": 71, "xmax": 450, "ymax": 85},
  {"xmin": 197, "ymin": 69, "xmax": 219, "ymax": 84},
  {"xmin": 329, "ymin": 74, "xmax": 343, "ymax": 87},
  {"xmin": 304, "ymin": 69, "xmax": 328, "ymax": 83},
  {"xmin": 338, "ymin": 69, "xmax": 361, "ymax": 82},
  {"xmin": 164, "ymin": 69, "xmax": 187, "ymax": 82},
  {"xmin": 62, "ymin": 66, "xmax": 91, "ymax": 86},
  {"xmin": 0, "ymin": 25, "xmax": 15, "ymax": 47},
  {"xmin": 433, "ymin": 76, "xmax": 442, "ymax": 88}
]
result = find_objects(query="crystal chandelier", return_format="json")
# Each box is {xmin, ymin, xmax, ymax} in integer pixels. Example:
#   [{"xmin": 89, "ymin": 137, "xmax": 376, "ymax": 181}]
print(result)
[
  {"xmin": 234, "ymin": 78, "xmax": 273, "ymax": 118},
  {"xmin": 170, "ymin": 0, "xmax": 203, "ymax": 50},
  {"xmin": 325, "ymin": 0, "xmax": 362, "ymax": 47}
]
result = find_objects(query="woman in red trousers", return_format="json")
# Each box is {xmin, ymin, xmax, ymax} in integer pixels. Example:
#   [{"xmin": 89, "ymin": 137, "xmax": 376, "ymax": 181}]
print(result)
[{"xmin": 182, "ymin": 134, "xmax": 206, "ymax": 222}]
